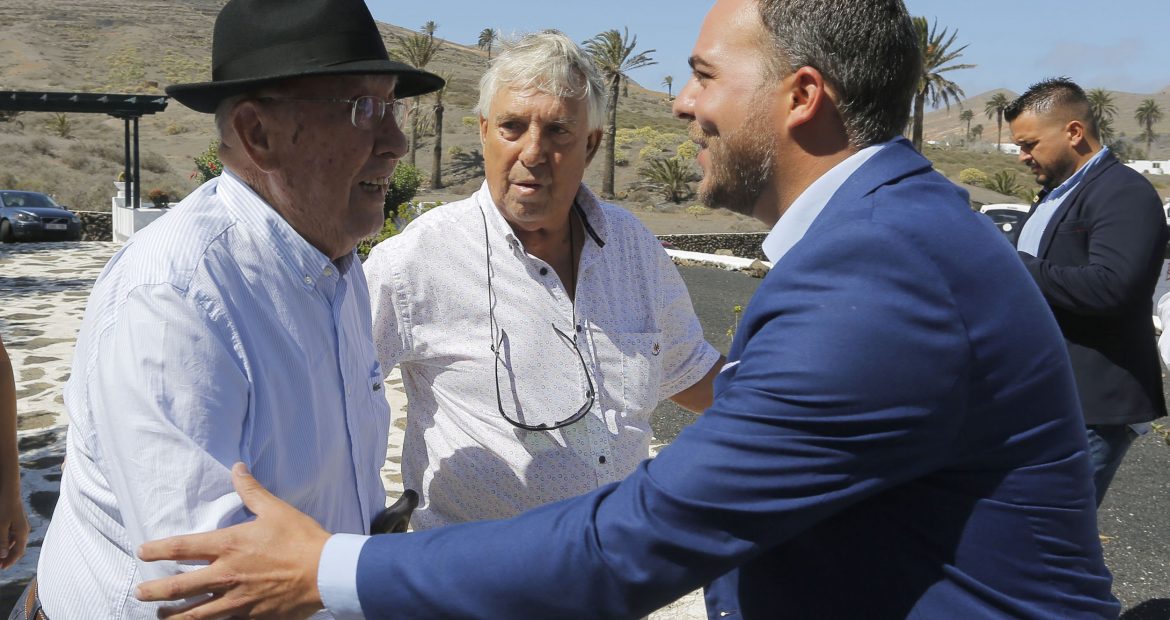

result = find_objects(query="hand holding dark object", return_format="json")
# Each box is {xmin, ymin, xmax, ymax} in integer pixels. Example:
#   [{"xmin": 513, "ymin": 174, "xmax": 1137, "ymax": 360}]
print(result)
[{"xmin": 372, "ymin": 489, "xmax": 418, "ymax": 534}]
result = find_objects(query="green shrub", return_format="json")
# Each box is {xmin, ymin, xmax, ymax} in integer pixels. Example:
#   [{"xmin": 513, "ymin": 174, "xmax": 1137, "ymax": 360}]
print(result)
[
  {"xmin": 676, "ymin": 140, "xmax": 699, "ymax": 160},
  {"xmin": 357, "ymin": 218, "xmax": 398, "ymax": 259},
  {"xmin": 384, "ymin": 162, "xmax": 422, "ymax": 219},
  {"xmin": 192, "ymin": 140, "xmax": 222, "ymax": 184},
  {"xmin": 958, "ymin": 167, "xmax": 988, "ymax": 186},
  {"xmin": 461, "ymin": 116, "xmax": 479, "ymax": 129},
  {"xmin": 638, "ymin": 145, "xmax": 665, "ymax": 161},
  {"xmin": 448, "ymin": 145, "xmax": 464, "ymax": 157}
]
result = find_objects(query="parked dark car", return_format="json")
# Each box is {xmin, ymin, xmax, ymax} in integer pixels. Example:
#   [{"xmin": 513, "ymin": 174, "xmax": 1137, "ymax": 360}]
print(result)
[{"xmin": 0, "ymin": 190, "xmax": 82, "ymax": 242}]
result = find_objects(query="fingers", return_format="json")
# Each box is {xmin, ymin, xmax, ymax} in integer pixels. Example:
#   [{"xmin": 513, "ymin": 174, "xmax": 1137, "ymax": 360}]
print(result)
[
  {"xmin": 138, "ymin": 529, "xmax": 231, "ymax": 564},
  {"xmin": 4, "ymin": 526, "xmax": 27, "ymax": 569},
  {"xmin": 231, "ymin": 462, "xmax": 281, "ymax": 516},
  {"xmin": 136, "ymin": 564, "xmax": 236, "ymax": 604},
  {"xmin": 155, "ymin": 593, "xmax": 242, "ymax": 620}
]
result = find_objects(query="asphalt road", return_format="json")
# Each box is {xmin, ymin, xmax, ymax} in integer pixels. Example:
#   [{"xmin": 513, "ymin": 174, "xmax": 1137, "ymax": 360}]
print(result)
[{"xmin": 653, "ymin": 265, "xmax": 1170, "ymax": 617}]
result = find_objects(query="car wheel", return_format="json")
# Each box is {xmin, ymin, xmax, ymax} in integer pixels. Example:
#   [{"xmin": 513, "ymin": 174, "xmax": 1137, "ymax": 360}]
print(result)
[{"xmin": 0, "ymin": 220, "xmax": 13, "ymax": 243}]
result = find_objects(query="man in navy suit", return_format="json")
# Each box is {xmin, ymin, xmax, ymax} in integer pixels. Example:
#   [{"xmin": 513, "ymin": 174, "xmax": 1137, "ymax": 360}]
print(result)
[
  {"xmin": 1007, "ymin": 78, "xmax": 1168, "ymax": 507},
  {"xmin": 135, "ymin": 1, "xmax": 1118, "ymax": 618}
]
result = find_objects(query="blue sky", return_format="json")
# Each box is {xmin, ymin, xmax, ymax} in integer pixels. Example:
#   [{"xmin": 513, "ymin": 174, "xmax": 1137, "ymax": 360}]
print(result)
[{"xmin": 367, "ymin": 0, "xmax": 1170, "ymax": 102}]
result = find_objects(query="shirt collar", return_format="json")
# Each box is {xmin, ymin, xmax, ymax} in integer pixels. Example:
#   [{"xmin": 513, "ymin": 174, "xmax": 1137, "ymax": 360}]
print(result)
[
  {"xmin": 474, "ymin": 181, "xmax": 608, "ymax": 252},
  {"xmin": 1042, "ymin": 146, "xmax": 1110, "ymax": 203},
  {"xmin": 216, "ymin": 169, "xmax": 344, "ymax": 297},
  {"xmin": 761, "ymin": 141, "xmax": 888, "ymax": 263}
]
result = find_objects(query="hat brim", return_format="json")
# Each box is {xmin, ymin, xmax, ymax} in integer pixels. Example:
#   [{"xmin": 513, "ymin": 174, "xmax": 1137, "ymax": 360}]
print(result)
[{"xmin": 165, "ymin": 59, "xmax": 445, "ymax": 113}]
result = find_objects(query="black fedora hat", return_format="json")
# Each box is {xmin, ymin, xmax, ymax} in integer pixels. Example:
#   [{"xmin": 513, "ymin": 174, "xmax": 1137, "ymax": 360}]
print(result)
[{"xmin": 166, "ymin": 0, "xmax": 444, "ymax": 113}]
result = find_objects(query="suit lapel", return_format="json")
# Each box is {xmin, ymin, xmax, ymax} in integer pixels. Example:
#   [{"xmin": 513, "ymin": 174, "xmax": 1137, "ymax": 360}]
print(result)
[{"xmin": 1035, "ymin": 151, "xmax": 1117, "ymax": 257}]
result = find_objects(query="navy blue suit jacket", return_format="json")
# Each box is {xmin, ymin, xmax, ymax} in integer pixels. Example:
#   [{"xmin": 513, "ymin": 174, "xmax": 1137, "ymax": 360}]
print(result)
[
  {"xmin": 1018, "ymin": 151, "xmax": 1168, "ymax": 426},
  {"xmin": 351, "ymin": 140, "xmax": 1117, "ymax": 619}
]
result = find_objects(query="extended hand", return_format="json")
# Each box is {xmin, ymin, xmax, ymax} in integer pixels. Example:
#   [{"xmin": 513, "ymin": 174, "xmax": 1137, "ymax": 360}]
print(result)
[{"xmin": 135, "ymin": 463, "xmax": 331, "ymax": 619}]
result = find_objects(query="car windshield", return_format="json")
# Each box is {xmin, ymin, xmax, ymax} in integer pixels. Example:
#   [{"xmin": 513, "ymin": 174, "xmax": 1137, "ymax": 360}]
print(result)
[
  {"xmin": 0, "ymin": 192, "xmax": 57, "ymax": 209},
  {"xmin": 985, "ymin": 210, "xmax": 1023, "ymax": 224}
]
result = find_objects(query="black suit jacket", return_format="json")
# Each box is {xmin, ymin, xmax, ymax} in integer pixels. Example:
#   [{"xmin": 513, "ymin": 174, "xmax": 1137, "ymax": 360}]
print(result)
[{"xmin": 1019, "ymin": 151, "xmax": 1168, "ymax": 425}]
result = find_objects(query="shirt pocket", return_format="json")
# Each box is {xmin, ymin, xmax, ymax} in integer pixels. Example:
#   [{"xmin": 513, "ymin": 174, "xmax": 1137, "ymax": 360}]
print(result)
[{"xmin": 591, "ymin": 331, "xmax": 664, "ymax": 420}]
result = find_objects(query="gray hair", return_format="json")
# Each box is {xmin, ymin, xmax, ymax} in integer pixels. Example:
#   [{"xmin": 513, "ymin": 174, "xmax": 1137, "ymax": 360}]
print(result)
[
  {"xmin": 475, "ymin": 30, "xmax": 605, "ymax": 132},
  {"xmin": 757, "ymin": 0, "xmax": 920, "ymax": 148}
]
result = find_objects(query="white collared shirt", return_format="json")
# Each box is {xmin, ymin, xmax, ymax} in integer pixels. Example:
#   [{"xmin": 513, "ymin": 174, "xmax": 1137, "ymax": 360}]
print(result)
[
  {"xmin": 364, "ymin": 182, "xmax": 718, "ymax": 530},
  {"xmin": 38, "ymin": 171, "xmax": 390, "ymax": 619}
]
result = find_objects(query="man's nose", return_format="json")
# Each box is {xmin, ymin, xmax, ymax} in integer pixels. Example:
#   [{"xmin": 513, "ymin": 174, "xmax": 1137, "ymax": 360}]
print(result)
[
  {"xmin": 518, "ymin": 127, "xmax": 547, "ymax": 166},
  {"xmin": 376, "ymin": 105, "xmax": 409, "ymax": 160},
  {"xmin": 672, "ymin": 77, "xmax": 698, "ymax": 121}
]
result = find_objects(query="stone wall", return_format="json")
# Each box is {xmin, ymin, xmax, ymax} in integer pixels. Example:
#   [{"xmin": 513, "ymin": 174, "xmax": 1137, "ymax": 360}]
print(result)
[
  {"xmin": 656, "ymin": 232, "xmax": 768, "ymax": 260},
  {"xmin": 77, "ymin": 211, "xmax": 112, "ymax": 242}
]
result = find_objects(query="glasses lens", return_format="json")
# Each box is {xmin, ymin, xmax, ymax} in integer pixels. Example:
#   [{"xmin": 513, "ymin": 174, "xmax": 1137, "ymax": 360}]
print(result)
[
  {"xmin": 391, "ymin": 100, "xmax": 408, "ymax": 127},
  {"xmin": 351, "ymin": 96, "xmax": 383, "ymax": 129}
]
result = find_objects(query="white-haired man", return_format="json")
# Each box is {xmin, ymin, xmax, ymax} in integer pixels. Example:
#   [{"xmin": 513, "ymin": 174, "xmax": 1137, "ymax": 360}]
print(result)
[{"xmin": 363, "ymin": 30, "xmax": 722, "ymax": 530}]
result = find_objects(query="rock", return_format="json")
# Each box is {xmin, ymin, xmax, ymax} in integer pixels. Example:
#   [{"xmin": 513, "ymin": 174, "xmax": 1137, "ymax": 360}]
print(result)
[
  {"xmin": 744, "ymin": 259, "xmax": 770, "ymax": 279},
  {"xmin": 714, "ymin": 249, "xmax": 735, "ymax": 256}
]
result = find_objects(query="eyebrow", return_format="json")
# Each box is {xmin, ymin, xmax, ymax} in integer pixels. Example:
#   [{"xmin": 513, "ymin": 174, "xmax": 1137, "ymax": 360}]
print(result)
[
  {"xmin": 493, "ymin": 113, "xmax": 579, "ymax": 126},
  {"xmin": 688, "ymin": 55, "xmax": 715, "ymax": 72}
]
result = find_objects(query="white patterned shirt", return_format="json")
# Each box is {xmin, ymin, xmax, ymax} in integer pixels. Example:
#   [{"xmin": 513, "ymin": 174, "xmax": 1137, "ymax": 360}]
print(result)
[
  {"xmin": 365, "ymin": 182, "xmax": 718, "ymax": 530},
  {"xmin": 37, "ymin": 171, "xmax": 390, "ymax": 619}
]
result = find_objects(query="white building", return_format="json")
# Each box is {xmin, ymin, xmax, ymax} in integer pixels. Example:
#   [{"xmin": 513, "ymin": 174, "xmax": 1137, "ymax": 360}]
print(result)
[{"xmin": 1125, "ymin": 160, "xmax": 1170, "ymax": 175}]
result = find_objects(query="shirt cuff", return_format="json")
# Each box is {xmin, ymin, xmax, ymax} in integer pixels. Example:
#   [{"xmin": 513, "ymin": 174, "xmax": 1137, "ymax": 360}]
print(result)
[{"xmin": 318, "ymin": 533, "xmax": 370, "ymax": 619}]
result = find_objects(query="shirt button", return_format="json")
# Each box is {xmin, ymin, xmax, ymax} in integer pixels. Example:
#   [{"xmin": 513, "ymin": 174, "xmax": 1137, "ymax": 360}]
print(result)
[
  {"xmin": 303, "ymin": 276, "xmax": 313, "ymax": 285},
  {"xmin": 323, "ymin": 267, "xmax": 334, "ymax": 277},
  {"xmin": 576, "ymin": 324, "xmax": 583, "ymax": 333},
  {"xmin": 598, "ymin": 456, "xmax": 607, "ymax": 464},
  {"xmin": 539, "ymin": 267, "xmax": 548, "ymax": 276}
]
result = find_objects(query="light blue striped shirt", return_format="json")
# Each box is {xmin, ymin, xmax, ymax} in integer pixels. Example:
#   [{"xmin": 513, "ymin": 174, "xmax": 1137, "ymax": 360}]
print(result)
[
  {"xmin": 37, "ymin": 170, "xmax": 391, "ymax": 619},
  {"xmin": 1016, "ymin": 147, "xmax": 1111, "ymax": 256}
]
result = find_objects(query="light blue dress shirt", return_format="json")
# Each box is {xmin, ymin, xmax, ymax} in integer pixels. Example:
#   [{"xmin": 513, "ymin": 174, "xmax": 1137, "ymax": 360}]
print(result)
[
  {"xmin": 1015, "ymin": 147, "xmax": 1111, "ymax": 256},
  {"xmin": 38, "ymin": 170, "xmax": 391, "ymax": 619}
]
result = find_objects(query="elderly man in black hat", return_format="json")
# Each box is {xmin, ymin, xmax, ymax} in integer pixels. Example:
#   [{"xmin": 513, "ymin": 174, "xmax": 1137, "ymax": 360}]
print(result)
[{"xmin": 12, "ymin": 1, "xmax": 441, "ymax": 618}]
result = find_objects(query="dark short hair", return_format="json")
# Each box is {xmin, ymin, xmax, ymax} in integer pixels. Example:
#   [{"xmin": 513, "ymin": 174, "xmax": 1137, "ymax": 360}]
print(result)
[
  {"xmin": 756, "ymin": 0, "xmax": 921, "ymax": 147},
  {"xmin": 1004, "ymin": 77, "xmax": 1097, "ymax": 139}
]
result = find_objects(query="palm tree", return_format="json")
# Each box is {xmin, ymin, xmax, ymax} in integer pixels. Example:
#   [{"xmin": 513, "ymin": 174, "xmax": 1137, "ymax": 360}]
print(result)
[
  {"xmin": 1087, "ymin": 88, "xmax": 1117, "ymax": 144},
  {"xmin": 960, "ymin": 109, "xmax": 974, "ymax": 142},
  {"xmin": 1135, "ymin": 98, "xmax": 1163, "ymax": 159},
  {"xmin": 986, "ymin": 169, "xmax": 1025, "ymax": 198},
  {"xmin": 585, "ymin": 28, "xmax": 657, "ymax": 199},
  {"xmin": 910, "ymin": 17, "xmax": 974, "ymax": 152},
  {"xmin": 429, "ymin": 74, "xmax": 450, "ymax": 190},
  {"xmin": 984, "ymin": 92, "xmax": 1010, "ymax": 153},
  {"xmin": 662, "ymin": 75, "xmax": 673, "ymax": 100},
  {"xmin": 971, "ymin": 123, "xmax": 983, "ymax": 141},
  {"xmin": 477, "ymin": 28, "xmax": 498, "ymax": 60},
  {"xmin": 421, "ymin": 21, "xmax": 438, "ymax": 43},
  {"xmin": 393, "ymin": 33, "xmax": 442, "ymax": 166}
]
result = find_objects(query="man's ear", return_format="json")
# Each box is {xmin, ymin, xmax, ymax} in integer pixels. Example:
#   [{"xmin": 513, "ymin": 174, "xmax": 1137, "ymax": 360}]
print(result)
[
  {"xmin": 785, "ymin": 66, "xmax": 831, "ymax": 130},
  {"xmin": 1066, "ymin": 119, "xmax": 1088, "ymax": 149},
  {"xmin": 232, "ymin": 101, "xmax": 279, "ymax": 172},
  {"xmin": 479, "ymin": 114, "xmax": 489, "ymax": 148},
  {"xmin": 584, "ymin": 129, "xmax": 603, "ymax": 165}
]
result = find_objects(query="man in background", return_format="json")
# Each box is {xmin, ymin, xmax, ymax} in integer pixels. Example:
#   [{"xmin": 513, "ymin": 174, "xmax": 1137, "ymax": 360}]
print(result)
[
  {"xmin": 1007, "ymin": 78, "xmax": 1168, "ymax": 506},
  {"xmin": 364, "ymin": 30, "xmax": 721, "ymax": 531}
]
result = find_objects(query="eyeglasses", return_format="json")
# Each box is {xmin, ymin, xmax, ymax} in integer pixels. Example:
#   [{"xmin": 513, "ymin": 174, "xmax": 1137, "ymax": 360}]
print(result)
[
  {"xmin": 480, "ymin": 206, "xmax": 596, "ymax": 431},
  {"xmin": 255, "ymin": 95, "xmax": 408, "ymax": 130}
]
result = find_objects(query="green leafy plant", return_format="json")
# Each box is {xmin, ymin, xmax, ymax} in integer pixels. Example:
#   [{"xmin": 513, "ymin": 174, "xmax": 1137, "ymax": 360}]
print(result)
[
  {"xmin": 46, "ymin": 114, "xmax": 72, "ymax": 138},
  {"xmin": 686, "ymin": 204, "xmax": 711, "ymax": 218},
  {"xmin": 191, "ymin": 140, "xmax": 222, "ymax": 184},
  {"xmin": 958, "ymin": 167, "xmax": 988, "ymax": 186},
  {"xmin": 726, "ymin": 305, "xmax": 743, "ymax": 336},
  {"xmin": 638, "ymin": 158, "xmax": 697, "ymax": 204},
  {"xmin": 384, "ymin": 162, "xmax": 423, "ymax": 219}
]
